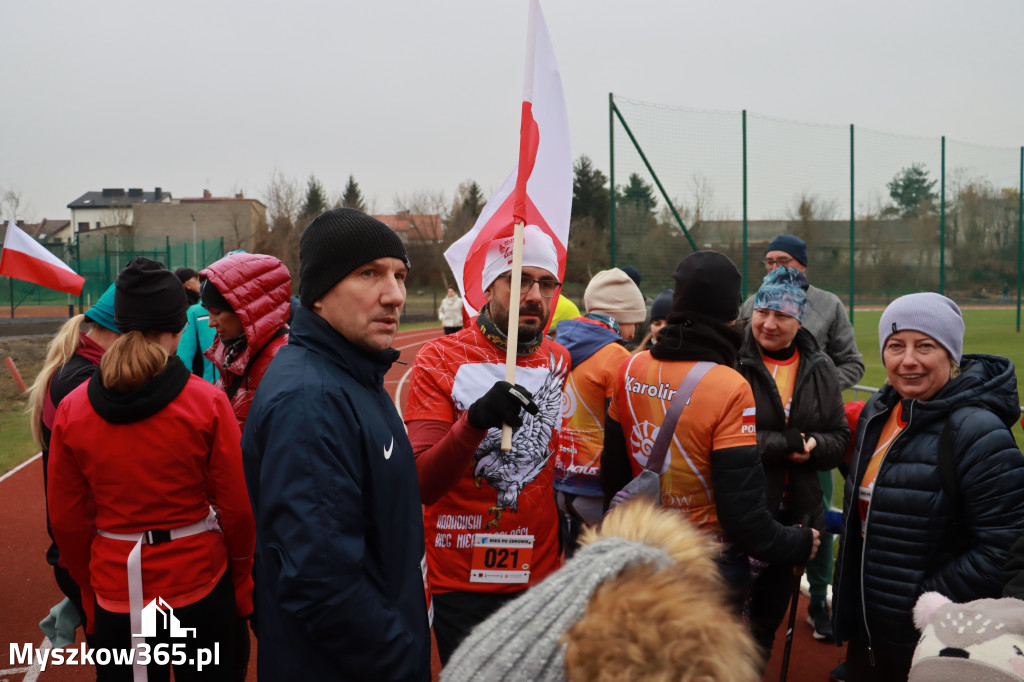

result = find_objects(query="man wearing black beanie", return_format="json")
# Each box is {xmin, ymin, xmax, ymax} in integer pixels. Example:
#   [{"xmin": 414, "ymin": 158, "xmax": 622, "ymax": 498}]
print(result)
[
  {"xmin": 601, "ymin": 250, "xmax": 819, "ymax": 611},
  {"xmin": 240, "ymin": 208, "xmax": 431, "ymax": 681}
]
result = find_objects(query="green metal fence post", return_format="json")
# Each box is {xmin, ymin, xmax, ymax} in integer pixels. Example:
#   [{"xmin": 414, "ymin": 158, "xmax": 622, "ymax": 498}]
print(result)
[
  {"xmin": 75, "ymin": 233, "xmax": 83, "ymax": 314},
  {"xmin": 742, "ymin": 109, "xmax": 748, "ymax": 298},
  {"xmin": 104, "ymin": 234, "xmax": 111, "ymax": 288},
  {"xmin": 609, "ymin": 100, "xmax": 698, "ymax": 252},
  {"xmin": 609, "ymin": 93, "xmax": 617, "ymax": 268},
  {"xmin": 202, "ymin": 239, "xmax": 206, "ymax": 268},
  {"xmin": 849, "ymin": 124, "xmax": 855, "ymax": 324},
  {"xmin": 1017, "ymin": 146, "xmax": 1022, "ymax": 332},
  {"xmin": 940, "ymin": 136, "xmax": 945, "ymax": 295},
  {"xmin": 166, "ymin": 236, "xmax": 171, "ymax": 265}
]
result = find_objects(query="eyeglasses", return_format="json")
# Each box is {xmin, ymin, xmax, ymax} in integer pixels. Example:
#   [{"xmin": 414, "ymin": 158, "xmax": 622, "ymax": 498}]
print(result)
[
  {"xmin": 763, "ymin": 257, "xmax": 794, "ymax": 269},
  {"xmin": 497, "ymin": 273, "xmax": 562, "ymax": 298}
]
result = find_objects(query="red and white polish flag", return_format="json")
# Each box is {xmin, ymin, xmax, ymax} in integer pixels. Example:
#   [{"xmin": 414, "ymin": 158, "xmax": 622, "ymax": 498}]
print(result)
[
  {"xmin": 444, "ymin": 0, "xmax": 572, "ymax": 315},
  {"xmin": 0, "ymin": 221, "xmax": 85, "ymax": 296}
]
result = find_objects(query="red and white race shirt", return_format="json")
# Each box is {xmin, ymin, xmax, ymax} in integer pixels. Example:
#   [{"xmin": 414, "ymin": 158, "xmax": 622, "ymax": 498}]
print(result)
[{"xmin": 406, "ymin": 325, "xmax": 570, "ymax": 594}]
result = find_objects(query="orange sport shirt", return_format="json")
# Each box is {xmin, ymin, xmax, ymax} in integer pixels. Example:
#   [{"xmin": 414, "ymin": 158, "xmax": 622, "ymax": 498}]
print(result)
[
  {"xmin": 608, "ymin": 352, "xmax": 757, "ymax": 538},
  {"xmin": 555, "ymin": 341, "xmax": 631, "ymax": 496},
  {"xmin": 406, "ymin": 325, "xmax": 570, "ymax": 594}
]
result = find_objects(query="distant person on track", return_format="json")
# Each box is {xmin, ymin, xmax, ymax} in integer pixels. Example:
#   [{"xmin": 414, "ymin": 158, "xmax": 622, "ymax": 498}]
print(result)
[
  {"xmin": 47, "ymin": 257, "xmax": 255, "ymax": 680},
  {"xmin": 241, "ymin": 209, "xmax": 430, "ymax": 681},
  {"xmin": 27, "ymin": 283, "xmax": 120, "ymax": 645},
  {"xmin": 439, "ymin": 285, "xmax": 464, "ymax": 335},
  {"xmin": 405, "ymin": 225, "xmax": 569, "ymax": 664}
]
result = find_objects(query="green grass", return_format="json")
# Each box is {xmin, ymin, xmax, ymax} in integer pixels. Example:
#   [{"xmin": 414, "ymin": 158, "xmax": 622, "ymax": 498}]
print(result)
[
  {"xmin": 846, "ymin": 307, "xmax": 1024, "ymax": 405},
  {"xmin": 0, "ymin": 402, "xmax": 38, "ymax": 475}
]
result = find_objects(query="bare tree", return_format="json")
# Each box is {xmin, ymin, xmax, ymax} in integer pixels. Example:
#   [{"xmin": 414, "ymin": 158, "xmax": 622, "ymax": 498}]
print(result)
[
  {"xmin": 394, "ymin": 190, "xmax": 449, "ymax": 287},
  {"xmin": 255, "ymin": 169, "xmax": 304, "ymax": 278},
  {"xmin": 0, "ymin": 187, "xmax": 24, "ymax": 222},
  {"xmin": 786, "ymin": 192, "xmax": 840, "ymax": 223}
]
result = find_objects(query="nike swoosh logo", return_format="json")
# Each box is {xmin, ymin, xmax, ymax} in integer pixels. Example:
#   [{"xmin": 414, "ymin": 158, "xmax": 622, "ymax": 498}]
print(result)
[{"xmin": 384, "ymin": 437, "xmax": 394, "ymax": 460}]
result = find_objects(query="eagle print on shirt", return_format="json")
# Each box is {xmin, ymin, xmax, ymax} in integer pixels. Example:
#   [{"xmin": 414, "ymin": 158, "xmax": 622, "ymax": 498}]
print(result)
[{"xmin": 458, "ymin": 353, "xmax": 569, "ymax": 529}]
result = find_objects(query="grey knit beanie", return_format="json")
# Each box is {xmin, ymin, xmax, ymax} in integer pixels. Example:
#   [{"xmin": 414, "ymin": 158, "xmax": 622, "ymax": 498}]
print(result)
[
  {"xmin": 298, "ymin": 208, "xmax": 409, "ymax": 308},
  {"xmin": 879, "ymin": 292, "xmax": 964, "ymax": 364},
  {"xmin": 440, "ymin": 537, "xmax": 672, "ymax": 682}
]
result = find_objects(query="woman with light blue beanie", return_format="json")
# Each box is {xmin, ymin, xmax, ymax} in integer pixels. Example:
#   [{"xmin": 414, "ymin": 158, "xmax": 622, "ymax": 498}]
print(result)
[{"xmin": 833, "ymin": 292, "xmax": 1024, "ymax": 681}]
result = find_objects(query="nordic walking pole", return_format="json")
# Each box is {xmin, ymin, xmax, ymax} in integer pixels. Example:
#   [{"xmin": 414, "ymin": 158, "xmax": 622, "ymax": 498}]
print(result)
[
  {"xmin": 779, "ymin": 515, "xmax": 812, "ymax": 682},
  {"xmin": 500, "ymin": 221, "xmax": 526, "ymax": 452}
]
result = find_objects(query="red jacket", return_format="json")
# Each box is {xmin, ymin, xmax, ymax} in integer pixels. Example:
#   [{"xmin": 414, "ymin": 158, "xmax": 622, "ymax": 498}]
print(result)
[
  {"xmin": 48, "ymin": 369, "xmax": 256, "ymax": 630},
  {"xmin": 202, "ymin": 254, "xmax": 291, "ymax": 433}
]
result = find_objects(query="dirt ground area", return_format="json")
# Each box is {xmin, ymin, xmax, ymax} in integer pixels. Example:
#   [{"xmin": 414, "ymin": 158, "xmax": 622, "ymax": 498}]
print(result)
[{"xmin": 0, "ymin": 322, "xmax": 60, "ymax": 404}]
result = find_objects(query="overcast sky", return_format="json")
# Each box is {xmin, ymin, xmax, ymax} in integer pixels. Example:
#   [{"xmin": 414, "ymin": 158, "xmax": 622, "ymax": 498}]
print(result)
[{"xmin": 3, "ymin": 0, "xmax": 1022, "ymax": 223}]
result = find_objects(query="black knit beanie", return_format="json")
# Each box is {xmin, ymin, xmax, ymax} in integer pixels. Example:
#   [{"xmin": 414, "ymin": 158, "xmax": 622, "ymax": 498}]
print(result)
[
  {"xmin": 671, "ymin": 251, "xmax": 742, "ymax": 322},
  {"xmin": 299, "ymin": 208, "xmax": 410, "ymax": 308},
  {"xmin": 199, "ymin": 278, "xmax": 233, "ymax": 312},
  {"xmin": 114, "ymin": 257, "xmax": 189, "ymax": 333}
]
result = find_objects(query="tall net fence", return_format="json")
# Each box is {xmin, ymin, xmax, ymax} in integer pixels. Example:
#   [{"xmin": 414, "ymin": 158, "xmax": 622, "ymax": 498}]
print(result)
[
  {"xmin": 610, "ymin": 95, "xmax": 1023, "ymax": 313},
  {"xmin": 2, "ymin": 234, "xmax": 224, "ymax": 316}
]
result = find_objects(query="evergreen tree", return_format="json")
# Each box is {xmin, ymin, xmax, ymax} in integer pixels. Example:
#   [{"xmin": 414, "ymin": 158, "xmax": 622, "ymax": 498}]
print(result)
[
  {"xmin": 571, "ymin": 155, "xmax": 609, "ymax": 230},
  {"xmin": 446, "ymin": 180, "xmax": 485, "ymax": 244},
  {"xmin": 886, "ymin": 164, "xmax": 938, "ymax": 218},
  {"xmin": 301, "ymin": 175, "xmax": 328, "ymax": 219},
  {"xmin": 341, "ymin": 175, "xmax": 367, "ymax": 212},
  {"xmin": 618, "ymin": 173, "xmax": 657, "ymax": 212}
]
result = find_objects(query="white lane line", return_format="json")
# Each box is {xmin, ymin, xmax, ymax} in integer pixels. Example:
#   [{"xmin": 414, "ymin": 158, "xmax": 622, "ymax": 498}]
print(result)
[
  {"xmin": 0, "ymin": 451, "xmax": 41, "ymax": 484},
  {"xmin": 393, "ymin": 365, "xmax": 416, "ymax": 418}
]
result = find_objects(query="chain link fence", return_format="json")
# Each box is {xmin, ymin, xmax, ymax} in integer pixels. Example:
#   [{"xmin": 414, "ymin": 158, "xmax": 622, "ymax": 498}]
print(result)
[
  {"xmin": 2, "ymin": 233, "xmax": 224, "ymax": 317},
  {"xmin": 609, "ymin": 95, "xmax": 1023, "ymax": 324}
]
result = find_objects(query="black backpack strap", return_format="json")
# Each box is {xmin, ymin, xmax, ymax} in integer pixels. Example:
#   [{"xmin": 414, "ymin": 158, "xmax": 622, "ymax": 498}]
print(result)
[{"xmin": 938, "ymin": 401, "xmax": 988, "ymax": 552}]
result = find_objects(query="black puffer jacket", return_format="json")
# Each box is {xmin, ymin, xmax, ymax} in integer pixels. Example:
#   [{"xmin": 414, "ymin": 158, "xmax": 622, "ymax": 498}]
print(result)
[
  {"xmin": 833, "ymin": 353, "xmax": 1024, "ymax": 660},
  {"xmin": 737, "ymin": 327, "xmax": 849, "ymax": 532}
]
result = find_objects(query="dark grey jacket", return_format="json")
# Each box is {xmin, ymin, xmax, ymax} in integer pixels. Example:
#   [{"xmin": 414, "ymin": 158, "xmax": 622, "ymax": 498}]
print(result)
[
  {"xmin": 737, "ymin": 327, "xmax": 849, "ymax": 532},
  {"xmin": 833, "ymin": 354, "xmax": 1024, "ymax": 661}
]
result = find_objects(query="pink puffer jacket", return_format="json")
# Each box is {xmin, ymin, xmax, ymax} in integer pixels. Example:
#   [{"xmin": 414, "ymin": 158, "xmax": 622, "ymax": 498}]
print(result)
[{"xmin": 201, "ymin": 253, "xmax": 291, "ymax": 433}]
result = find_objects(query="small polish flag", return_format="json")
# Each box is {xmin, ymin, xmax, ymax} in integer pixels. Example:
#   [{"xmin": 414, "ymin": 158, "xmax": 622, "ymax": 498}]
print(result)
[
  {"xmin": 742, "ymin": 407, "xmax": 756, "ymax": 424},
  {"xmin": 0, "ymin": 221, "xmax": 85, "ymax": 296}
]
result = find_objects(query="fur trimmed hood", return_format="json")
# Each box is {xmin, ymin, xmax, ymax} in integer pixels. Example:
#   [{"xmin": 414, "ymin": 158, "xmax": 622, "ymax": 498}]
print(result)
[{"xmin": 442, "ymin": 500, "xmax": 761, "ymax": 682}]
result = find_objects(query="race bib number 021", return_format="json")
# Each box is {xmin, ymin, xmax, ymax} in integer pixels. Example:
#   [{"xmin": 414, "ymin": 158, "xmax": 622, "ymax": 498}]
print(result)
[{"xmin": 469, "ymin": 533, "xmax": 534, "ymax": 584}]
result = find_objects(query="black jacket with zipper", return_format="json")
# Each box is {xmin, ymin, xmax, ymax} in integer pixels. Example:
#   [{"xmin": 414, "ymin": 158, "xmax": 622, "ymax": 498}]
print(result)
[
  {"xmin": 737, "ymin": 326, "xmax": 849, "ymax": 533},
  {"xmin": 832, "ymin": 353, "xmax": 1024, "ymax": 661}
]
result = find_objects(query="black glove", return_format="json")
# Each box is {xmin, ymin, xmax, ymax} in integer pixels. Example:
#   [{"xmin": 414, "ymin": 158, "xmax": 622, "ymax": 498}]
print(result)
[{"xmin": 467, "ymin": 381, "xmax": 539, "ymax": 430}]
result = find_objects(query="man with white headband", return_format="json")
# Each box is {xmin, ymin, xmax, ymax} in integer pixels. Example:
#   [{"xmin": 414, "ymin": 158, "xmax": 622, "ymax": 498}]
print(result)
[{"xmin": 405, "ymin": 224, "xmax": 571, "ymax": 664}]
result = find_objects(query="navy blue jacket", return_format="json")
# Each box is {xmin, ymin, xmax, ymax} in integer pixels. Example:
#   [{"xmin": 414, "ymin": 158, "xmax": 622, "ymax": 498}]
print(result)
[
  {"xmin": 241, "ymin": 306, "xmax": 430, "ymax": 681},
  {"xmin": 833, "ymin": 353, "xmax": 1024, "ymax": 660}
]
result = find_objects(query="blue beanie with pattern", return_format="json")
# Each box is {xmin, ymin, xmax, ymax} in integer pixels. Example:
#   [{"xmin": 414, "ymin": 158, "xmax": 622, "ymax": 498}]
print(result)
[{"xmin": 753, "ymin": 267, "xmax": 809, "ymax": 323}]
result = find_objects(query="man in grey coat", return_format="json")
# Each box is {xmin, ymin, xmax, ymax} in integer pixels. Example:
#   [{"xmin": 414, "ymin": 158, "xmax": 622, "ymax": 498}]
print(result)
[{"xmin": 740, "ymin": 233, "xmax": 864, "ymax": 645}]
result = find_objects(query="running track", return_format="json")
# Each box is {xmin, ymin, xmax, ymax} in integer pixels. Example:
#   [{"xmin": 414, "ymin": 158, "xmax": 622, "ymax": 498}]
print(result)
[{"xmin": 1, "ymin": 326, "xmax": 840, "ymax": 680}]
